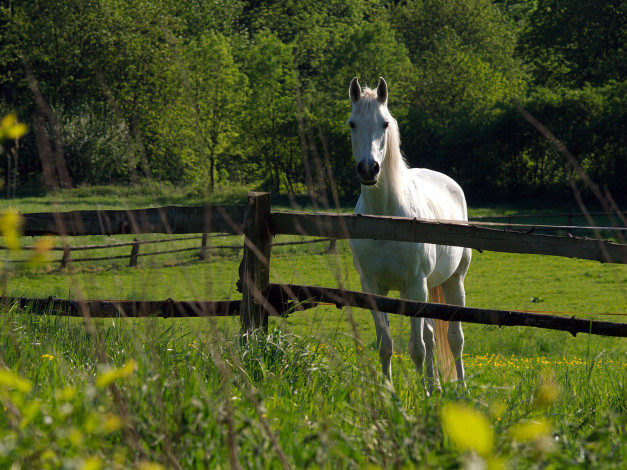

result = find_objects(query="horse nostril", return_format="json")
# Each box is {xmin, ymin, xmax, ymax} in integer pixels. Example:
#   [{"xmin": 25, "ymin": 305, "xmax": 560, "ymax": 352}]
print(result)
[
  {"xmin": 372, "ymin": 161, "xmax": 380, "ymax": 175},
  {"xmin": 357, "ymin": 160, "xmax": 365, "ymax": 176}
]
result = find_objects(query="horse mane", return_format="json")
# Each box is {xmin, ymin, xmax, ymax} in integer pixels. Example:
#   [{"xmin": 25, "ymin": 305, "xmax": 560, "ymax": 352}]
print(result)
[{"xmin": 356, "ymin": 87, "xmax": 409, "ymax": 198}]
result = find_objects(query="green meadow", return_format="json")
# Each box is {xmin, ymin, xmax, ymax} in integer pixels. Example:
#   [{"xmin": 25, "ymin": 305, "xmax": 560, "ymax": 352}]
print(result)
[{"xmin": 0, "ymin": 190, "xmax": 625, "ymax": 469}]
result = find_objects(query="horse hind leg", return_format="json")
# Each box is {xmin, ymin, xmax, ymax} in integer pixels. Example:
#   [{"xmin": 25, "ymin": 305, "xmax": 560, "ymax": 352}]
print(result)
[
  {"xmin": 429, "ymin": 285, "xmax": 456, "ymax": 384},
  {"xmin": 441, "ymin": 249, "xmax": 471, "ymax": 388}
]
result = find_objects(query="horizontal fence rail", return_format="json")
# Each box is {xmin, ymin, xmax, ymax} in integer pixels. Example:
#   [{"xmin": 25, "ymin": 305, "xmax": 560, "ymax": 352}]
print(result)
[
  {"xmin": 2, "ymin": 296, "xmax": 240, "ymax": 317},
  {"xmin": 460, "ymin": 219, "xmax": 626, "ymax": 233},
  {"xmin": 3, "ymin": 236, "xmax": 334, "ymax": 267},
  {"xmin": 16, "ymin": 205, "xmax": 626, "ymax": 263},
  {"xmin": 271, "ymin": 211, "xmax": 627, "ymax": 264},
  {"xmin": 21, "ymin": 205, "xmax": 246, "ymax": 236},
  {"xmin": 11, "ymin": 234, "xmax": 207, "ymax": 251},
  {"xmin": 4, "ymin": 283, "xmax": 626, "ymax": 337},
  {"xmin": 470, "ymin": 211, "xmax": 627, "ymax": 220},
  {"xmin": 266, "ymin": 284, "xmax": 627, "ymax": 338}
]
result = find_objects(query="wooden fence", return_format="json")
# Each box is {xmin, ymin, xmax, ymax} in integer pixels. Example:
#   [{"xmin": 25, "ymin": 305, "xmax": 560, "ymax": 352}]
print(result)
[
  {"xmin": 7, "ymin": 205, "xmax": 623, "ymax": 268},
  {"xmin": 5, "ymin": 233, "xmax": 334, "ymax": 268},
  {"xmin": 7, "ymin": 191, "xmax": 627, "ymax": 338}
]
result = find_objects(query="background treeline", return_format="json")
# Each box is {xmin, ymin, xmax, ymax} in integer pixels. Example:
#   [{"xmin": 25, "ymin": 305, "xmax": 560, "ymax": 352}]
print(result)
[{"xmin": 0, "ymin": 0, "xmax": 625, "ymax": 203}]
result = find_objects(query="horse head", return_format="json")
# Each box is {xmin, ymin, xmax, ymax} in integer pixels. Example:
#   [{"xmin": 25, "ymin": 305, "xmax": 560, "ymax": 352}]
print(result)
[{"xmin": 348, "ymin": 77, "xmax": 391, "ymax": 186}]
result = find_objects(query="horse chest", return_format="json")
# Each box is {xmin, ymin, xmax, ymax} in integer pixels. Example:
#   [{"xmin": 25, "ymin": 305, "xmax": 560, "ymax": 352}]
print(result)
[{"xmin": 350, "ymin": 239, "xmax": 431, "ymax": 291}]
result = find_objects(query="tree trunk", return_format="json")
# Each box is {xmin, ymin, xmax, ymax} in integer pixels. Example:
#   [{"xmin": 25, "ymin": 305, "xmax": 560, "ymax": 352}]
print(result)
[{"xmin": 209, "ymin": 149, "xmax": 215, "ymax": 192}]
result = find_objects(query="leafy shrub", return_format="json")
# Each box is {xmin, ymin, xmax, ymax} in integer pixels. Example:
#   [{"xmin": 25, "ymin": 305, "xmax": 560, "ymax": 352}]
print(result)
[{"xmin": 54, "ymin": 103, "xmax": 139, "ymax": 186}]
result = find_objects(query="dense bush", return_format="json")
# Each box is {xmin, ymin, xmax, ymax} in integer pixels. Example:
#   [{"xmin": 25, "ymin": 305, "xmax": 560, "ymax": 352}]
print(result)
[{"xmin": 53, "ymin": 103, "xmax": 139, "ymax": 186}]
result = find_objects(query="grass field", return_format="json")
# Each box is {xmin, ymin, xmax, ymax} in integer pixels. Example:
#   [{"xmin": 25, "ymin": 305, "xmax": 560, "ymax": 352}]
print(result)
[{"xmin": 0, "ymin": 188, "xmax": 625, "ymax": 468}]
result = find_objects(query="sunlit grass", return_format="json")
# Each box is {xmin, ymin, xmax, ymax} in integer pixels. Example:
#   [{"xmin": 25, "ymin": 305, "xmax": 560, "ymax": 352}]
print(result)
[{"xmin": 1, "ymin": 311, "xmax": 625, "ymax": 468}]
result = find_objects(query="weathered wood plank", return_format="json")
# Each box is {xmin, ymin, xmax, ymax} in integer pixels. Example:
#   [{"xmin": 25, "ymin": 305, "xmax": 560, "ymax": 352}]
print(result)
[
  {"xmin": 240, "ymin": 192, "xmax": 273, "ymax": 335},
  {"xmin": 6, "ymin": 285, "xmax": 626, "ymax": 338},
  {"xmin": 271, "ymin": 211, "xmax": 627, "ymax": 264},
  {"xmin": 266, "ymin": 284, "xmax": 627, "ymax": 338},
  {"xmin": 21, "ymin": 205, "xmax": 246, "ymax": 236},
  {"xmin": 2, "ymin": 296, "xmax": 240, "ymax": 317}
]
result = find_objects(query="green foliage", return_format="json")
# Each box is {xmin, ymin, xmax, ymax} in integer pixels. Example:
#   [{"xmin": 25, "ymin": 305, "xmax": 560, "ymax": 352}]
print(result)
[
  {"xmin": 328, "ymin": 20, "xmax": 413, "ymax": 100},
  {"xmin": 53, "ymin": 103, "xmax": 139, "ymax": 185},
  {"xmin": 244, "ymin": 31, "xmax": 300, "ymax": 193},
  {"xmin": 392, "ymin": 0, "xmax": 519, "ymax": 70},
  {"xmin": 438, "ymin": 81, "xmax": 627, "ymax": 201},
  {"xmin": 518, "ymin": 0, "xmax": 627, "ymax": 87},
  {"xmin": 0, "ymin": 0, "xmax": 624, "ymax": 203},
  {"xmin": 183, "ymin": 31, "xmax": 249, "ymax": 192}
]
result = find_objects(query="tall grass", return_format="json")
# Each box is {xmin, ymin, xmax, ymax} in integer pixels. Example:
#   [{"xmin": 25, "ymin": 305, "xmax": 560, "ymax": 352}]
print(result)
[{"xmin": 1, "ymin": 304, "xmax": 625, "ymax": 468}]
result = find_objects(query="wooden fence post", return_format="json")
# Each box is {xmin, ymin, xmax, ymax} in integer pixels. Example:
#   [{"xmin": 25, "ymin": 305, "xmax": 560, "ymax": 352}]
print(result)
[
  {"xmin": 199, "ymin": 233, "xmax": 208, "ymax": 261},
  {"xmin": 240, "ymin": 192, "xmax": 272, "ymax": 338},
  {"xmin": 59, "ymin": 245, "xmax": 71, "ymax": 269},
  {"xmin": 129, "ymin": 239, "xmax": 140, "ymax": 267}
]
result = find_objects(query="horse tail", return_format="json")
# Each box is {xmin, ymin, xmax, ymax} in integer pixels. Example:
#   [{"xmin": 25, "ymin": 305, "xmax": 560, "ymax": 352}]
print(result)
[{"xmin": 429, "ymin": 285, "xmax": 457, "ymax": 383}]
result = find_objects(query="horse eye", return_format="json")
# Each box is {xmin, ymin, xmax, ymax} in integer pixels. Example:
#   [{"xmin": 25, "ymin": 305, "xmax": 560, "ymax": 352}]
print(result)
[
  {"xmin": 383, "ymin": 122, "xmax": 389, "ymax": 129},
  {"xmin": 349, "ymin": 121, "xmax": 355, "ymax": 129}
]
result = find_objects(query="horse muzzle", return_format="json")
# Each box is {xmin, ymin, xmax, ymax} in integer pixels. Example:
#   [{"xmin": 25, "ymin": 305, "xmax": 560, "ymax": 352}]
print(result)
[{"xmin": 357, "ymin": 160, "xmax": 380, "ymax": 186}]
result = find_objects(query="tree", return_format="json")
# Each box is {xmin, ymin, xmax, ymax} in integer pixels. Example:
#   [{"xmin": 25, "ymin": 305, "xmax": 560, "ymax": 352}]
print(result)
[
  {"xmin": 389, "ymin": 0, "xmax": 525, "ymax": 179},
  {"xmin": 518, "ymin": 0, "xmax": 627, "ymax": 87},
  {"xmin": 0, "ymin": 0, "xmax": 192, "ymax": 185},
  {"xmin": 244, "ymin": 31, "xmax": 299, "ymax": 193},
  {"xmin": 392, "ymin": 0, "xmax": 519, "ymax": 69},
  {"xmin": 184, "ymin": 32, "xmax": 248, "ymax": 192},
  {"xmin": 390, "ymin": 0, "xmax": 523, "ymax": 123}
]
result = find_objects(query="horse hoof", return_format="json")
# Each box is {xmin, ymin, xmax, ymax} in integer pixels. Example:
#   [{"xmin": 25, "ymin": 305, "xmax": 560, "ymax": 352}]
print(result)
[{"xmin": 426, "ymin": 384, "xmax": 442, "ymax": 398}]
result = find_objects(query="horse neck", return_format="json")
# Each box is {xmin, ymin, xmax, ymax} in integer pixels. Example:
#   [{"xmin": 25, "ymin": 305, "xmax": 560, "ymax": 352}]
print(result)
[{"xmin": 360, "ymin": 147, "xmax": 408, "ymax": 216}]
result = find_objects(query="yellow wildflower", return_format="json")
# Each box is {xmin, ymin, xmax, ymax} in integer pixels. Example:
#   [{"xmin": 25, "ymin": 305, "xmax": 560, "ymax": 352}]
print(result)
[
  {"xmin": 137, "ymin": 463, "xmax": 165, "ymax": 470},
  {"xmin": 96, "ymin": 360, "xmax": 137, "ymax": 388},
  {"xmin": 0, "ymin": 210, "xmax": 22, "ymax": 251},
  {"xmin": 509, "ymin": 419, "xmax": 551, "ymax": 443},
  {"xmin": 441, "ymin": 403, "xmax": 493, "ymax": 458},
  {"xmin": 55, "ymin": 386, "xmax": 76, "ymax": 402},
  {"xmin": 534, "ymin": 372, "xmax": 559, "ymax": 408},
  {"xmin": 0, "ymin": 369, "xmax": 32, "ymax": 393},
  {"xmin": 102, "ymin": 413, "xmax": 123, "ymax": 433},
  {"xmin": 30, "ymin": 236, "xmax": 55, "ymax": 265}
]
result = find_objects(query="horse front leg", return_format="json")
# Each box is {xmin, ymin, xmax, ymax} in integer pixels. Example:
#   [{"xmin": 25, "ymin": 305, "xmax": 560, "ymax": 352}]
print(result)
[
  {"xmin": 371, "ymin": 309, "xmax": 393, "ymax": 381},
  {"xmin": 405, "ymin": 279, "xmax": 440, "ymax": 396},
  {"xmin": 361, "ymin": 279, "xmax": 393, "ymax": 381},
  {"xmin": 423, "ymin": 318, "xmax": 442, "ymax": 395}
]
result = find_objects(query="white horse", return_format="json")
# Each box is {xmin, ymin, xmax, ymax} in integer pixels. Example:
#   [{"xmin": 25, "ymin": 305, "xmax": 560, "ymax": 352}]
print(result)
[{"xmin": 347, "ymin": 77, "xmax": 471, "ymax": 395}]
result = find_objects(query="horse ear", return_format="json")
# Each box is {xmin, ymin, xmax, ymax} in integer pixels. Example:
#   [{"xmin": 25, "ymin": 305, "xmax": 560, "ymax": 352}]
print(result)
[
  {"xmin": 349, "ymin": 77, "xmax": 361, "ymax": 104},
  {"xmin": 376, "ymin": 77, "xmax": 388, "ymax": 105}
]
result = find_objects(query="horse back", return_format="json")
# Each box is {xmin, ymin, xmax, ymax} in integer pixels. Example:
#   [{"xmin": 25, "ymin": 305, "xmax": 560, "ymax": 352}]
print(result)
[{"xmin": 405, "ymin": 168, "xmax": 468, "ymax": 221}]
